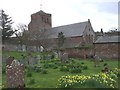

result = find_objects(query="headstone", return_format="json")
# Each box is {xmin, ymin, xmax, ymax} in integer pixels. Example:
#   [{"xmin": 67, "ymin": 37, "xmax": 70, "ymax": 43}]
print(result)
[
  {"xmin": 47, "ymin": 54, "xmax": 51, "ymax": 60},
  {"xmin": 6, "ymin": 59, "xmax": 25, "ymax": 88},
  {"xmin": 94, "ymin": 55, "xmax": 100, "ymax": 67},
  {"xmin": 29, "ymin": 57, "xmax": 34, "ymax": 67},
  {"xmin": 33, "ymin": 56, "xmax": 37, "ymax": 65},
  {"xmin": 37, "ymin": 55, "xmax": 41, "ymax": 60},
  {"xmin": 37, "ymin": 55, "xmax": 41, "ymax": 65},
  {"xmin": 61, "ymin": 52, "xmax": 68, "ymax": 63},
  {"xmin": 53, "ymin": 51, "xmax": 59, "ymax": 58},
  {"xmin": 21, "ymin": 54, "xmax": 26, "ymax": 65},
  {"xmin": 22, "ymin": 45, "xmax": 26, "ymax": 52},
  {"xmin": 17, "ymin": 44, "xmax": 22, "ymax": 52}
]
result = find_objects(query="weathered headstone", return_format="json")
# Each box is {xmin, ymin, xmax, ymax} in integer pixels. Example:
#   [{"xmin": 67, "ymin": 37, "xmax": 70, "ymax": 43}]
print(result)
[
  {"xmin": 33, "ymin": 56, "xmax": 38, "ymax": 65},
  {"xmin": 6, "ymin": 59, "xmax": 25, "ymax": 88},
  {"xmin": 37, "ymin": 55, "xmax": 41, "ymax": 65},
  {"xmin": 47, "ymin": 54, "xmax": 51, "ymax": 60},
  {"xmin": 53, "ymin": 51, "xmax": 59, "ymax": 58},
  {"xmin": 61, "ymin": 52, "xmax": 68, "ymax": 63},
  {"xmin": 17, "ymin": 44, "xmax": 22, "ymax": 52},
  {"xmin": 94, "ymin": 55, "xmax": 100, "ymax": 67},
  {"xmin": 22, "ymin": 45, "xmax": 26, "ymax": 52}
]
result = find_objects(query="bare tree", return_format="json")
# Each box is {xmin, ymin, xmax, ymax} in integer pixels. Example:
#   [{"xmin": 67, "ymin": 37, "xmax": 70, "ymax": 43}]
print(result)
[
  {"xmin": 29, "ymin": 29, "xmax": 56, "ymax": 51},
  {"xmin": 14, "ymin": 24, "xmax": 29, "ymax": 51}
]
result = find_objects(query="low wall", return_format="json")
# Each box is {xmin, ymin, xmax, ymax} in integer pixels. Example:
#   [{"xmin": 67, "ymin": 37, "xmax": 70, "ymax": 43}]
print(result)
[
  {"xmin": 94, "ymin": 43, "xmax": 119, "ymax": 59},
  {"xmin": 65, "ymin": 48, "xmax": 94, "ymax": 58}
]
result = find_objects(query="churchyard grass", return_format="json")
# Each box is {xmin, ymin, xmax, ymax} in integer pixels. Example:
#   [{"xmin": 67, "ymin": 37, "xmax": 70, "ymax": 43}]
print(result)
[{"xmin": 2, "ymin": 51, "xmax": 119, "ymax": 88}]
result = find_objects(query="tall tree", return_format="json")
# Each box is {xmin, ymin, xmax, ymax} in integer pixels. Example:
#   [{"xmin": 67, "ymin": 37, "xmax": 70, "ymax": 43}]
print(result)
[
  {"xmin": 0, "ymin": 10, "xmax": 14, "ymax": 44},
  {"xmin": 57, "ymin": 32, "xmax": 65, "ymax": 49}
]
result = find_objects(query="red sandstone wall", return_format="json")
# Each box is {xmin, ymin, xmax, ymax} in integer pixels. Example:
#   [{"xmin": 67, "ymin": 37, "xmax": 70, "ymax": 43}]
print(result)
[
  {"xmin": 65, "ymin": 48, "xmax": 94, "ymax": 58},
  {"xmin": 94, "ymin": 43, "xmax": 119, "ymax": 59}
]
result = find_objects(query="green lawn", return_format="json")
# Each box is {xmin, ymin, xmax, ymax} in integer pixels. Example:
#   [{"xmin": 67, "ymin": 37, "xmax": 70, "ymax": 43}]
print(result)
[{"xmin": 2, "ymin": 51, "xmax": 119, "ymax": 88}]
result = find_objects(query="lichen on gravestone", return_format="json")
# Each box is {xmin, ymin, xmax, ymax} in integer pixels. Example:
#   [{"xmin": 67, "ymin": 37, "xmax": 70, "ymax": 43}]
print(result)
[{"xmin": 6, "ymin": 59, "xmax": 25, "ymax": 88}]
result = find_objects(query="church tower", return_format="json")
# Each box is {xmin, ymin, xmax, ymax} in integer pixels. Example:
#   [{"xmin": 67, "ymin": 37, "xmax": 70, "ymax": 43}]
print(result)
[{"xmin": 28, "ymin": 10, "xmax": 52, "ymax": 31}]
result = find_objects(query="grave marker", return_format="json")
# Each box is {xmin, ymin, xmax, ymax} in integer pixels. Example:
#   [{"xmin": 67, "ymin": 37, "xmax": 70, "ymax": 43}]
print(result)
[{"xmin": 6, "ymin": 59, "xmax": 25, "ymax": 88}]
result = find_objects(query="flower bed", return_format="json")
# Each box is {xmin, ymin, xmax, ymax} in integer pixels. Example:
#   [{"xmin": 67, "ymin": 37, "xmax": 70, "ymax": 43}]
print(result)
[{"xmin": 57, "ymin": 68, "xmax": 119, "ymax": 88}]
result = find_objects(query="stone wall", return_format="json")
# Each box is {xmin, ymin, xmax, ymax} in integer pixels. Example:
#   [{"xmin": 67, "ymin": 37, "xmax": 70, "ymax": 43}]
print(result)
[
  {"xmin": 65, "ymin": 48, "xmax": 94, "ymax": 58},
  {"xmin": 94, "ymin": 43, "xmax": 119, "ymax": 59},
  {"xmin": 70, "ymin": 36, "xmax": 84, "ymax": 44}
]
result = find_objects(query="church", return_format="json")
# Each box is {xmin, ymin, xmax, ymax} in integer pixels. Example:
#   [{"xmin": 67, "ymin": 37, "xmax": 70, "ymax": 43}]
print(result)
[{"xmin": 28, "ymin": 10, "xmax": 95, "ymax": 53}]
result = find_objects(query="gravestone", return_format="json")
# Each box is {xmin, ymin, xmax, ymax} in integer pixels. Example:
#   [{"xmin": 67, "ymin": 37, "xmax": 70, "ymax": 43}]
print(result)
[
  {"xmin": 33, "ymin": 56, "xmax": 38, "ymax": 65},
  {"xmin": 94, "ymin": 54, "xmax": 100, "ymax": 67},
  {"xmin": 6, "ymin": 59, "xmax": 25, "ymax": 88},
  {"xmin": 53, "ymin": 51, "xmax": 59, "ymax": 58},
  {"xmin": 22, "ymin": 45, "xmax": 26, "ymax": 52},
  {"xmin": 21, "ymin": 54, "xmax": 26, "ymax": 65},
  {"xmin": 61, "ymin": 52, "xmax": 68, "ymax": 63},
  {"xmin": 47, "ymin": 54, "xmax": 51, "ymax": 60},
  {"xmin": 37, "ymin": 55, "xmax": 41, "ymax": 65},
  {"xmin": 29, "ymin": 57, "xmax": 34, "ymax": 67},
  {"xmin": 27, "ymin": 52, "xmax": 34, "ymax": 67},
  {"xmin": 17, "ymin": 44, "xmax": 22, "ymax": 52}
]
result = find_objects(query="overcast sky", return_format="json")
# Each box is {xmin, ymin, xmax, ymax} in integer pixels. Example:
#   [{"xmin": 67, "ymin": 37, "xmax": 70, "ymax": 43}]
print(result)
[{"xmin": 0, "ymin": 0, "xmax": 119, "ymax": 32}]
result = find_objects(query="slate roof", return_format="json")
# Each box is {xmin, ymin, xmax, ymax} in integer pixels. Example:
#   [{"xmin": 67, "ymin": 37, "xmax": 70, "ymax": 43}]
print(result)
[
  {"xmin": 47, "ymin": 21, "xmax": 88, "ymax": 38},
  {"xmin": 94, "ymin": 35, "xmax": 120, "ymax": 43}
]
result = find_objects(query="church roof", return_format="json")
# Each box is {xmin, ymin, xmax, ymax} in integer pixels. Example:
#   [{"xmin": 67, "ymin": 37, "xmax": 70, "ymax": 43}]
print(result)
[
  {"xmin": 48, "ymin": 21, "xmax": 89, "ymax": 38},
  {"xmin": 94, "ymin": 35, "xmax": 120, "ymax": 43}
]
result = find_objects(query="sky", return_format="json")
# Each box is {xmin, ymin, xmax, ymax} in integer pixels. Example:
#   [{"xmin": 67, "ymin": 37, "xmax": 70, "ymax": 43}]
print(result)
[{"xmin": 0, "ymin": 0, "xmax": 119, "ymax": 32}]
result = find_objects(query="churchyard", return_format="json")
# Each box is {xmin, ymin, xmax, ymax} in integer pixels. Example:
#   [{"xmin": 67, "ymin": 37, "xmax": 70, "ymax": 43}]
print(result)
[{"xmin": 2, "ymin": 51, "xmax": 120, "ymax": 88}]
